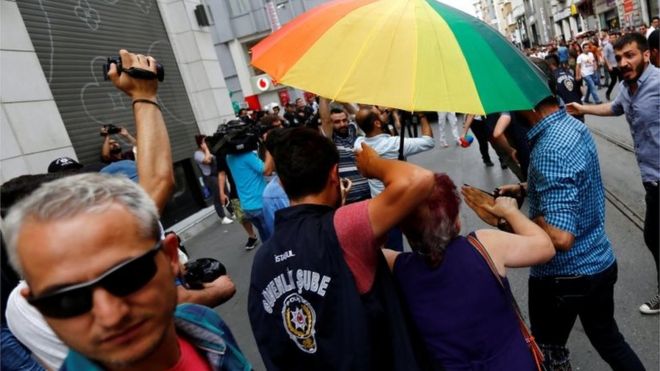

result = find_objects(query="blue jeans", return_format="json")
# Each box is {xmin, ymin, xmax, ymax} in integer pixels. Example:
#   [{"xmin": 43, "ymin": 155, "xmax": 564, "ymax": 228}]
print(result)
[
  {"xmin": 244, "ymin": 209, "xmax": 270, "ymax": 242},
  {"xmin": 583, "ymin": 74, "xmax": 602, "ymax": 104},
  {"xmin": 0, "ymin": 325, "xmax": 45, "ymax": 371}
]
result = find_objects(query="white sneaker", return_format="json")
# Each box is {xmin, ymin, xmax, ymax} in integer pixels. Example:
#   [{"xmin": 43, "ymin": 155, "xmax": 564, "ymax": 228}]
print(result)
[
  {"xmin": 220, "ymin": 216, "xmax": 234, "ymax": 225},
  {"xmin": 439, "ymin": 139, "xmax": 449, "ymax": 148}
]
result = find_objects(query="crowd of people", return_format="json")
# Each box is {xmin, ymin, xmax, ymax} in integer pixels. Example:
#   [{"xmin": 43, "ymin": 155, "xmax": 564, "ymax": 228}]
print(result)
[{"xmin": 0, "ymin": 18, "xmax": 658, "ymax": 371}]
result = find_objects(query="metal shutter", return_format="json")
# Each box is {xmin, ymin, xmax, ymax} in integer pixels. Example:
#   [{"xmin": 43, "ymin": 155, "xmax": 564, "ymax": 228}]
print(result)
[{"xmin": 17, "ymin": 0, "xmax": 199, "ymax": 164}]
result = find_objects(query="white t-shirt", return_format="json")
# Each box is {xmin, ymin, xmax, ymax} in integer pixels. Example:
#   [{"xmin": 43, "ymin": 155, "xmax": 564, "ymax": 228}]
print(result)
[
  {"xmin": 193, "ymin": 150, "xmax": 213, "ymax": 176},
  {"xmin": 6, "ymin": 281, "xmax": 68, "ymax": 370},
  {"xmin": 354, "ymin": 134, "xmax": 435, "ymax": 197},
  {"xmin": 577, "ymin": 52, "xmax": 596, "ymax": 76}
]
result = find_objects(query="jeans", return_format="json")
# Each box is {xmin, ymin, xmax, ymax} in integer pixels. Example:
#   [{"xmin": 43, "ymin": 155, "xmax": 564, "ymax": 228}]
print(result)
[
  {"xmin": 0, "ymin": 325, "xmax": 45, "ymax": 371},
  {"xmin": 244, "ymin": 209, "xmax": 270, "ymax": 242},
  {"xmin": 529, "ymin": 263, "xmax": 645, "ymax": 371},
  {"xmin": 644, "ymin": 182, "xmax": 659, "ymax": 289},
  {"xmin": 582, "ymin": 74, "xmax": 602, "ymax": 104}
]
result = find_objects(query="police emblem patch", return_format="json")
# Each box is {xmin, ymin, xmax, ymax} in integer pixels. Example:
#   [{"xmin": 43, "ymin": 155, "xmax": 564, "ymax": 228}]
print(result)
[
  {"xmin": 282, "ymin": 293, "xmax": 317, "ymax": 353},
  {"xmin": 564, "ymin": 79, "xmax": 574, "ymax": 92}
]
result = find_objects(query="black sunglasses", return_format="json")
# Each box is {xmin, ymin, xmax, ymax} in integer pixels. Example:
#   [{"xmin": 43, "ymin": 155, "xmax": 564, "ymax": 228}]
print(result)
[{"xmin": 28, "ymin": 241, "xmax": 163, "ymax": 319}]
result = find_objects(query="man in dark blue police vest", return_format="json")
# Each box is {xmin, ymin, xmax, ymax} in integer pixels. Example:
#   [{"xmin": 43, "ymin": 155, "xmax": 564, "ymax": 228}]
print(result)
[{"xmin": 248, "ymin": 128, "xmax": 434, "ymax": 370}]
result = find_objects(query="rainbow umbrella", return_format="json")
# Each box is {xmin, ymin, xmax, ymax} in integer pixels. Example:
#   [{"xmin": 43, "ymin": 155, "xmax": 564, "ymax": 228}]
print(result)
[{"xmin": 251, "ymin": 0, "xmax": 551, "ymax": 114}]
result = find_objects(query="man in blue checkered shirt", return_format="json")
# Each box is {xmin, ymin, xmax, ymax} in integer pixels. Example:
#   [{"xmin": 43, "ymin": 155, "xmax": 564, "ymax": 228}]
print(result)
[{"xmin": 494, "ymin": 61, "xmax": 645, "ymax": 369}]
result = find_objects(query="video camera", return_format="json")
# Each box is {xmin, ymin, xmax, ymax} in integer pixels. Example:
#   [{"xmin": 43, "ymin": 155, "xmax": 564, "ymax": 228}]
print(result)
[
  {"xmin": 205, "ymin": 119, "xmax": 262, "ymax": 156},
  {"xmin": 102, "ymin": 56, "xmax": 165, "ymax": 82},
  {"xmin": 100, "ymin": 124, "xmax": 121, "ymax": 136}
]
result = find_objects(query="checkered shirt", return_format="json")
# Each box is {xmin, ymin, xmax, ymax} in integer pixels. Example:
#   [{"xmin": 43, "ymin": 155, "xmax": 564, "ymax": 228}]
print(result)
[{"xmin": 527, "ymin": 109, "xmax": 615, "ymax": 277}]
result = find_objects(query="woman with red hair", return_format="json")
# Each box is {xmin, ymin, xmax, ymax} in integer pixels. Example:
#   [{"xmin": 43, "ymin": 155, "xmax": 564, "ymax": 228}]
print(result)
[{"xmin": 383, "ymin": 173, "xmax": 555, "ymax": 370}]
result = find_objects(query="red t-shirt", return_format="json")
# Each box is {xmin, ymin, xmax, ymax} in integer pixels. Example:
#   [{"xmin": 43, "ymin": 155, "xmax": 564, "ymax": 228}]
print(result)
[
  {"xmin": 165, "ymin": 336, "xmax": 212, "ymax": 371},
  {"xmin": 334, "ymin": 200, "xmax": 383, "ymax": 294}
]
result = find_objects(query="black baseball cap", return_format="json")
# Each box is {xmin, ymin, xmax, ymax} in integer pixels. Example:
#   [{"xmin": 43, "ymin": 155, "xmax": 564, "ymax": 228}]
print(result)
[{"xmin": 47, "ymin": 157, "xmax": 83, "ymax": 173}]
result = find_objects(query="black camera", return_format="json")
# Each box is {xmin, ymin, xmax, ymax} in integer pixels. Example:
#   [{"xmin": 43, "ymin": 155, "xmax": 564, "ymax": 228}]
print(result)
[
  {"xmin": 102, "ymin": 56, "xmax": 165, "ymax": 82},
  {"xmin": 205, "ymin": 119, "xmax": 261, "ymax": 156},
  {"xmin": 100, "ymin": 124, "xmax": 121, "ymax": 136},
  {"xmin": 182, "ymin": 258, "xmax": 227, "ymax": 290}
]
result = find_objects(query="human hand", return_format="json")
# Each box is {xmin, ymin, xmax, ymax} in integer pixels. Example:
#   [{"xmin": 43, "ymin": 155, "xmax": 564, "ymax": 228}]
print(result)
[
  {"xmin": 119, "ymin": 127, "xmax": 129, "ymax": 136},
  {"xmin": 461, "ymin": 185, "xmax": 498, "ymax": 226},
  {"xmin": 107, "ymin": 49, "xmax": 158, "ymax": 100},
  {"xmin": 203, "ymin": 275, "xmax": 236, "ymax": 304},
  {"xmin": 355, "ymin": 142, "xmax": 379, "ymax": 179},
  {"xmin": 565, "ymin": 102, "xmax": 583, "ymax": 116},
  {"xmin": 220, "ymin": 193, "xmax": 229, "ymax": 206},
  {"xmin": 100, "ymin": 126, "xmax": 109, "ymax": 136},
  {"xmin": 494, "ymin": 183, "xmax": 523, "ymax": 198},
  {"xmin": 488, "ymin": 196, "xmax": 519, "ymax": 218}
]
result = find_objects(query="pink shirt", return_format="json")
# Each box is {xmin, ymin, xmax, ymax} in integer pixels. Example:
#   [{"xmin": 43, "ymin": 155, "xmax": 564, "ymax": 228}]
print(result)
[{"xmin": 334, "ymin": 200, "xmax": 383, "ymax": 294}]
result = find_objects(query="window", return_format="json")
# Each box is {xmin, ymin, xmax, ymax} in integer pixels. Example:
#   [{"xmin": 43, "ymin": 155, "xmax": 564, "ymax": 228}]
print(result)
[{"xmin": 228, "ymin": 0, "xmax": 249, "ymax": 16}]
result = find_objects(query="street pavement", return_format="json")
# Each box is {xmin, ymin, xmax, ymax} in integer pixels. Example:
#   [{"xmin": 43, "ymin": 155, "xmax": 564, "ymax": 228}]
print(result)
[{"xmin": 184, "ymin": 100, "xmax": 659, "ymax": 370}]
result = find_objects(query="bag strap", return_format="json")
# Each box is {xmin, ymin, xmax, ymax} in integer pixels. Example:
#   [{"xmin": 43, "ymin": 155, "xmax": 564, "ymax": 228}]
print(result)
[{"xmin": 466, "ymin": 234, "xmax": 545, "ymax": 370}]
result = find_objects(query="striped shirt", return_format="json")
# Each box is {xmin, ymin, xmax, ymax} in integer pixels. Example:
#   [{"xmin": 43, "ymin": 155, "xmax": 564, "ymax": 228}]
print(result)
[
  {"xmin": 334, "ymin": 124, "xmax": 371, "ymax": 203},
  {"xmin": 527, "ymin": 109, "xmax": 615, "ymax": 277}
]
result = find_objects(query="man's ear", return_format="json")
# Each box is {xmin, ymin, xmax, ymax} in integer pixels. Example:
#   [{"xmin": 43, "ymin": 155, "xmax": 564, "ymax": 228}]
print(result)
[
  {"xmin": 643, "ymin": 49, "xmax": 651, "ymax": 63},
  {"xmin": 162, "ymin": 233, "xmax": 180, "ymax": 275},
  {"xmin": 328, "ymin": 163, "xmax": 340, "ymax": 185}
]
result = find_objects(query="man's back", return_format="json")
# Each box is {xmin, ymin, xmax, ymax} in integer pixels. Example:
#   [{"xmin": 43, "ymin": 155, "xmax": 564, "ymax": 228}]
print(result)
[
  {"xmin": 226, "ymin": 151, "xmax": 266, "ymax": 211},
  {"xmin": 527, "ymin": 110, "xmax": 614, "ymax": 277},
  {"xmin": 248, "ymin": 202, "xmax": 423, "ymax": 371}
]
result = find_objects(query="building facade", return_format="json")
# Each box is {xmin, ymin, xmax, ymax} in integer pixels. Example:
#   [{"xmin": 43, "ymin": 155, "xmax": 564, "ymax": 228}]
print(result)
[
  {"xmin": 207, "ymin": 0, "xmax": 326, "ymax": 111},
  {"xmin": 1, "ymin": 0, "xmax": 236, "ymax": 225}
]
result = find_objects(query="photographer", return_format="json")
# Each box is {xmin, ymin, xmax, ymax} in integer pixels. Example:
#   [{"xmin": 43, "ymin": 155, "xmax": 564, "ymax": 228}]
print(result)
[{"xmin": 100, "ymin": 124, "xmax": 136, "ymax": 163}]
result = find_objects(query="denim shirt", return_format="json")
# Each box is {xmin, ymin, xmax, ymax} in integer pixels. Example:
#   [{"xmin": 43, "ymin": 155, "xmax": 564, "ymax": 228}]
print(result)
[
  {"xmin": 60, "ymin": 304, "xmax": 251, "ymax": 371},
  {"xmin": 611, "ymin": 64, "xmax": 660, "ymax": 183},
  {"xmin": 527, "ymin": 110, "xmax": 615, "ymax": 277}
]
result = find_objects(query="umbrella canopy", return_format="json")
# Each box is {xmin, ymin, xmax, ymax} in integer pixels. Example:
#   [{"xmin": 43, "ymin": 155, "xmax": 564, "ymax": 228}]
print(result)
[{"xmin": 251, "ymin": 0, "xmax": 552, "ymax": 114}]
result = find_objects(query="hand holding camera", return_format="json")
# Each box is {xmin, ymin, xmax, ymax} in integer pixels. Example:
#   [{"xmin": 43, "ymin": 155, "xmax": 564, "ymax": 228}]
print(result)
[
  {"xmin": 104, "ymin": 49, "xmax": 161, "ymax": 101},
  {"xmin": 100, "ymin": 124, "xmax": 122, "ymax": 137}
]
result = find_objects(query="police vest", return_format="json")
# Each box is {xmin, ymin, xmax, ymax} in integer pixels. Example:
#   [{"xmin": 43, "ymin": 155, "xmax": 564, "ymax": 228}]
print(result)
[{"xmin": 248, "ymin": 204, "xmax": 429, "ymax": 371}]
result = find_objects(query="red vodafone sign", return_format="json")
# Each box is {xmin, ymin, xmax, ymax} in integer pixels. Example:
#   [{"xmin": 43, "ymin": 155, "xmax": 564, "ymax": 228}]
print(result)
[{"xmin": 257, "ymin": 77, "xmax": 270, "ymax": 91}]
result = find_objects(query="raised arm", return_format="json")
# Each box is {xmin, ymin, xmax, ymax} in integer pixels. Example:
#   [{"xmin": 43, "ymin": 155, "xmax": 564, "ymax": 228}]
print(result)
[
  {"xmin": 319, "ymin": 97, "xmax": 332, "ymax": 137},
  {"xmin": 474, "ymin": 197, "xmax": 555, "ymax": 276},
  {"xmin": 420, "ymin": 113, "xmax": 433, "ymax": 138},
  {"xmin": 566, "ymin": 102, "xmax": 615, "ymax": 117},
  {"xmin": 108, "ymin": 49, "xmax": 174, "ymax": 214},
  {"xmin": 356, "ymin": 143, "xmax": 434, "ymax": 238},
  {"xmin": 101, "ymin": 133, "xmax": 112, "ymax": 162},
  {"xmin": 119, "ymin": 126, "xmax": 137, "ymax": 146}
]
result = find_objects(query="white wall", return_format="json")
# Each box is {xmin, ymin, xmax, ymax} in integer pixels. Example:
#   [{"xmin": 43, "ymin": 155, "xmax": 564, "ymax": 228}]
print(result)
[
  {"xmin": 157, "ymin": 0, "xmax": 237, "ymax": 135},
  {"xmin": 0, "ymin": 0, "xmax": 75, "ymax": 183}
]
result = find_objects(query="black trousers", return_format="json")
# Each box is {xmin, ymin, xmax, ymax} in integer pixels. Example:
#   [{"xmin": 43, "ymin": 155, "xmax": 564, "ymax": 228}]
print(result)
[
  {"xmin": 469, "ymin": 122, "xmax": 492, "ymax": 163},
  {"xmin": 644, "ymin": 182, "xmax": 659, "ymax": 289},
  {"xmin": 606, "ymin": 67, "xmax": 621, "ymax": 98},
  {"xmin": 529, "ymin": 263, "xmax": 645, "ymax": 371}
]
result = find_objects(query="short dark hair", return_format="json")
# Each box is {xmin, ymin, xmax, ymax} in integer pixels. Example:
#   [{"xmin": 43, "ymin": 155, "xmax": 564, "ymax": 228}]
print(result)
[
  {"xmin": 545, "ymin": 53, "xmax": 560, "ymax": 67},
  {"xmin": 1, "ymin": 174, "xmax": 63, "ymax": 218},
  {"xmin": 649, "ymin": 29, "xmax": 659, "ymax": 51},
  {"xmin": 329, "ymin": 108, "xmax": 345, "ymax": 115},
  {"xmin": 613, "ymin": 32, "xmax": 649, "ymax": 52},
  {"xmin": 272, "ymin": 128, "xmax": 339, "ymax": 200},
  {"xmin": 264, "ymin": 128, "xmax": 287, "ymax": 154},
  {"xmin": 529, "ymin": 57, "xmax": 558, "ymax": 103}
]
